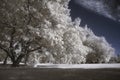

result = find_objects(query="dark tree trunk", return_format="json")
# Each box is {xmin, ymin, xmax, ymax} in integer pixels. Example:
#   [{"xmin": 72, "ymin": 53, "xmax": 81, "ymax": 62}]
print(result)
[
  {"xmin": 11, "ymin": 58, "xmax": 19, "ymax": 67},
  {"xmin": 11, "ymin": 59, "xmax": 22, "ymax": 67},
  {"xmin": 24, "ymin": 54, "xmax": 29, "ymax": 65},
  {"xmin": 3, "ymin": 55, "xmax": 8, "ymax": 65},
  {"xmin": 12, "ymin": 61, "xmax": 20, "ymax": 67},
  {"xmin": 11, "ymin": 54, "xmax": 25, "ymax": 67}
]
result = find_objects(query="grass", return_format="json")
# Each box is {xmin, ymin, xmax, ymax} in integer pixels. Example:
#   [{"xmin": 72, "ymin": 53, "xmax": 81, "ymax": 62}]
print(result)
[{"xmin": 0, "ymin": 64, "xmax": 120, "ymax": 80}]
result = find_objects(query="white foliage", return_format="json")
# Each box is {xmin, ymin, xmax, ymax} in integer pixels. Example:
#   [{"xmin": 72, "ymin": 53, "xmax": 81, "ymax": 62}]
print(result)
[{"xmin": 27, "ymin": 0, "xmax": 115, "ymax": 65}]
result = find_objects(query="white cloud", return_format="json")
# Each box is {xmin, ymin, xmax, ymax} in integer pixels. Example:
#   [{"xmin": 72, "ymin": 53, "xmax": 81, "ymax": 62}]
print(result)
[{"xmin": 75, "ymin": 0, "xmax": 116, "ymax": 20}]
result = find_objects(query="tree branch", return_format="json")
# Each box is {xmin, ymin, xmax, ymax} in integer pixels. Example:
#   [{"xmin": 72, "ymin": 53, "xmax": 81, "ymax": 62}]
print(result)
[
  {"xmin": 0, "ymin": 43, "xmax": 8, "ymax": 53},
  {"xmin": 28, "ymin": 46, "xmax": 42, "ymax": 53},
  {"xmin": 9, "ymin": 27, "xmax": 16, "ymax": 48},
  {"xmin": 0, "ymin": 43, "xmax": 12, "ymax": 58}
]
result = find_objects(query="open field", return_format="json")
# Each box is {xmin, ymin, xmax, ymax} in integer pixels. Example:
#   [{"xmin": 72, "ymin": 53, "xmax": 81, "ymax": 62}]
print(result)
[{"xmin": 0, "ymin": 67, "xmax": 120, "ymax": 80}]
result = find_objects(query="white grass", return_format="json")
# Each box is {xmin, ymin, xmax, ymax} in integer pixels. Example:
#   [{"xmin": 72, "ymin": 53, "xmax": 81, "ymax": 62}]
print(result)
[
  {"xmin": 1, "ymin": 61, "xmax": 120, "ymax": 69},
  {"xmin": 35, "ymin": 63, "xmax": 120, "ymax": 69},
  {"xmin": 0, "ymin": 62, "xmax": 25, "ymax": 65},
  {"xmin": 0, "ymin": 62, "xmax": 3, "ymax": 64}
]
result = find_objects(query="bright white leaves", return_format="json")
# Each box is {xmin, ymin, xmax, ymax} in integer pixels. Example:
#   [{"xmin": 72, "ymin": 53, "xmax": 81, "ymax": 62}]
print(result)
[{"xmin": 27, "ymin": 0, "xmax": 115, "ymax": 65}]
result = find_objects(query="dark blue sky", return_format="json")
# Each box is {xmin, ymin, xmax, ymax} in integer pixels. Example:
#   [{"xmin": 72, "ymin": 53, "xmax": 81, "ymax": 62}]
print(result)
[{"xmin": 69, "ymin": 0, "xmax": 120, "ymax": 54}]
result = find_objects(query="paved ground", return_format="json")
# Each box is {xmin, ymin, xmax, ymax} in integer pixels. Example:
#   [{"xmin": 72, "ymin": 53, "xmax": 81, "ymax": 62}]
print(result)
[{"xmin": 0, "ymin": 67, "xmax": 120, "ymax": 80}]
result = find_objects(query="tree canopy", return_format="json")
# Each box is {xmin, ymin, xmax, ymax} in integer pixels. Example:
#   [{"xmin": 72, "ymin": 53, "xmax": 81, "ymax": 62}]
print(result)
[{"xmin": 0, "ymin": 0, "xmax": 116, "ymax": 67}]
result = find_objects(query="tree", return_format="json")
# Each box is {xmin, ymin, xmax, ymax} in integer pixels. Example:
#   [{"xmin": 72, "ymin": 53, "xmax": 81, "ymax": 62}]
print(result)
[
  {"xmin": 116, "ymin": 54, "xmax": 120, "ymax": 63},
  {"xmin": 0, "ymin": 0, "xmax": 116, "ymax": 67},
  {"xmin": 83, "ymin": 27, "xmax": 115, "ymax": 63},
  {"xmin": 0, "ymin": 0, "xmax": 45, "ymax": 66}
]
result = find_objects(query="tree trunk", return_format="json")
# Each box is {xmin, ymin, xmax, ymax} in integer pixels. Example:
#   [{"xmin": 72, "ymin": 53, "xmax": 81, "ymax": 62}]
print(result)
[
  {"xmin": 3, "ymin": 55, "xmax": 8, "ymax": 65},
  {"xmin": 12, "ymin": 61, "xmax": 20, "ymax": 67},
  {"xmin": 11, "ymin": 54, "xmax": 25, "ymax": 67},
  {"xmin": 24, "ymin": 54, "xmax": 29, "ymax": 65}
]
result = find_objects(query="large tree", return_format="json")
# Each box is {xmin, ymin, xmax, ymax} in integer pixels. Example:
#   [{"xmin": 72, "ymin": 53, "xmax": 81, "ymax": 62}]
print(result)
[
  {"xmin": 0, "ymin": 0, "xmax": 45, "ymax": 66},
  {"xmin": 0, "ymin": 0, "xmax": 116, "ymax": 67}
]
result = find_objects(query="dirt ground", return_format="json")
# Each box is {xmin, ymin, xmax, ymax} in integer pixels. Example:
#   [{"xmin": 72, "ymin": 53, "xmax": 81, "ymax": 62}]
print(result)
[{"xmin": 0, "ymin": 66, "xmax": 120, "ymax": 80}]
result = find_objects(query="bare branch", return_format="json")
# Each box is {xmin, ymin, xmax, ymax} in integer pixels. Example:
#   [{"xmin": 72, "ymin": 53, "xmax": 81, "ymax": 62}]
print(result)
[
  {"xmin": 0, "ymin": 43, "xmax": 8, "ymax": 53},
  {"xmin": 9, "ymin": 27, "xmax": 16, "ymax": 48},
  {"xmin": 0, "ymin": 43, "xmax": 13, "ymax": 58},
  {"xmin": 26, "ymin": 0, "xmax": 32, "ymax": 25}
]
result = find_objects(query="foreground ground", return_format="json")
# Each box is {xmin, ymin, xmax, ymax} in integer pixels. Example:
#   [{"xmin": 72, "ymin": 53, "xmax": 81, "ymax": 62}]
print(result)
[{"xmin": 0, "ymin": 66, "xmax": 120, "ymax": 80}]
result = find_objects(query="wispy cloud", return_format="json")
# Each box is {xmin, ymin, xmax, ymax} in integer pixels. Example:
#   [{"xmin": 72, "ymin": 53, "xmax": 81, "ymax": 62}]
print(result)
[{"xmin": 74, "ymin": 0, "xmax": 119, "ymax": 21}]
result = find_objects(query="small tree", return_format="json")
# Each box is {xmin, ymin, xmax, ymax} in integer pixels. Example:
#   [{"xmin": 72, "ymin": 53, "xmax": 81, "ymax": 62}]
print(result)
[
  {"xmin": 116, "ymin": 54, "xmax": 120, "ymax": 63},
  {"xmin": 83, "ymin": 27, "xmax": 115, "ymax": 63},
  {"xmin": 86, "ymin": 52, "xmax": 103, "ymax": 63}
]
